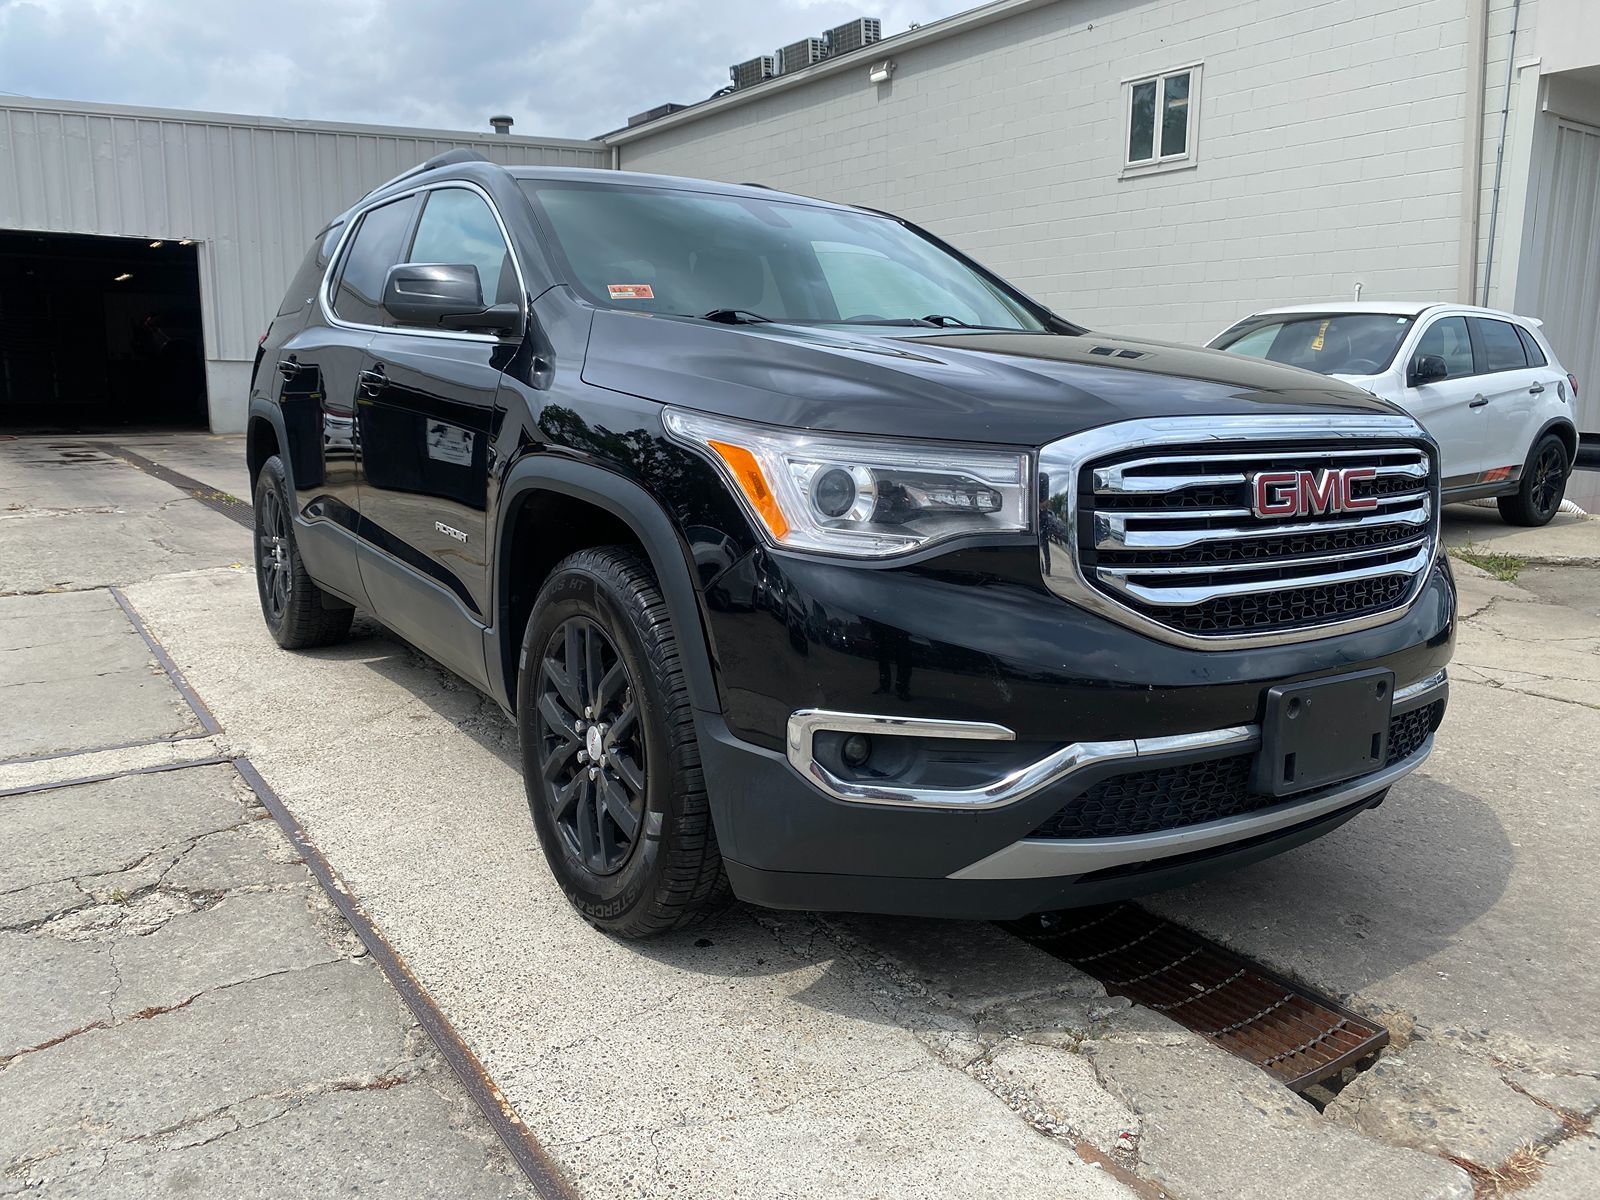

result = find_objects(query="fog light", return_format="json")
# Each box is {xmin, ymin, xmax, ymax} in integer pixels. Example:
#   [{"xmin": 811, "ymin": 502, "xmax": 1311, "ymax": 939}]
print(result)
[{"xmin": 841, "ymin": 733, "xmax": 872, "ymax": 768}]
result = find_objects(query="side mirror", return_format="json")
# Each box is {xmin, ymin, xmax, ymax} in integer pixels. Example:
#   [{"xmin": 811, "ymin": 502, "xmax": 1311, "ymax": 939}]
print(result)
[
  {"xmin": 1410, "ymin": 354, "xmax": 1448, "ymax": 386},
  {"xmin": 381, "ymin": 263, "xmax": 521, "ymax": 334}
]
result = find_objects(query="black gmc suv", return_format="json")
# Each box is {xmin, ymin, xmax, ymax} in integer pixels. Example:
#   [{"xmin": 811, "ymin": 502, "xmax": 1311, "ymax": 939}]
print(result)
[{"xmin": 249, "ymin": 150, "xmax": 1453, "ymax": 937}]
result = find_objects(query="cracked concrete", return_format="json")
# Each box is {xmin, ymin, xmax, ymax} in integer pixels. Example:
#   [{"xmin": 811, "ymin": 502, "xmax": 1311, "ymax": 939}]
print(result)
[
  {"xmin": 7, "ymin": 434, "xmax": 1600, "ymax": 1199},
  {"xmin": 0, "ymin": 588, "xmax": 201, "ymax": 761},
  {"xmin": 0, "ymin": 741, "xmax": 532, "ymax": 1195}
]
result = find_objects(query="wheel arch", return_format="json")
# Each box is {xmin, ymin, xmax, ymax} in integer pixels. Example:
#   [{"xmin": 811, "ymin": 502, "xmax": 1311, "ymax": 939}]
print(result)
[
  {"xmin": 1533, "ymin": 416, "xmax": 1579, "ymax": 472},
  {"xmin": 492, "ymin": 457, "xmax": 721, "ymax": 719},
  {"xmin": 246, "ymin": 401, "xmax": 287, "ymax": 494}
]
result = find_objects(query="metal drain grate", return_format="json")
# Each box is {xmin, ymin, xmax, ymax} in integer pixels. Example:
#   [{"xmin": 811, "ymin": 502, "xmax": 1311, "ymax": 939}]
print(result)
[
  {"xmin": 1008, "ymin": 903, "xmax": 1387, "ymax": 1092},
  {"xmin": 90, "ymin": 442, "xmax": 253, "ymax": 528}
]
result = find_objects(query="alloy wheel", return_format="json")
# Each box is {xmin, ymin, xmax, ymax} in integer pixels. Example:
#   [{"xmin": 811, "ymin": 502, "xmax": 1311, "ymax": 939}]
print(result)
[
  {"xmin": 534, "ymin": 617, "xmax": 647, "ymax": 876},
  {"xmin": 257, "ymin": 487, "xmax": 290, "ymax": 621},
  {"xmin": 1530, "ymin": 443, "xmax": 1564, "ymax": 518}
]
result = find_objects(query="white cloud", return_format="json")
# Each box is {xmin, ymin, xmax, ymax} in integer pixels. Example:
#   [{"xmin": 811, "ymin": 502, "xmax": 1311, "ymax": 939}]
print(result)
[{"xmin": 0, "ymin": 0, "xmax": 957, "ymax": 138}]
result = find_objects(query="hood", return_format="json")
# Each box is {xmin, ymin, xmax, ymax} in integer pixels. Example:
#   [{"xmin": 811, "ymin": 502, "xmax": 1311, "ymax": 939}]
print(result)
[{"xmin": 581, "ymin": 311, "xmax": 1402, "ymax": 446}]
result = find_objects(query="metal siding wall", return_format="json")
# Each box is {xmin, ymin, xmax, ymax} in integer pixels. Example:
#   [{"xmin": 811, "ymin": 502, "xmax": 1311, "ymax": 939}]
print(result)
[
  {"xmin": 615, "ymin": 0, "xmax": 1477, "ymax": 347},
  {"xmin": 1528, "ymin": 120, "xmax": 1600, "ymax": 432},
  {"xmin": 0, "ymin": 100, "xmax": 609, "ymax": 371}
]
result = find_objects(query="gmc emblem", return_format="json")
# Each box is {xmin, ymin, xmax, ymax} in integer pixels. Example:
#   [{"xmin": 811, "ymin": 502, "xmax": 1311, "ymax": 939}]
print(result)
[{"xmin": 1250, "ymin": 467, "xmax": 1379, "ymax": 518}]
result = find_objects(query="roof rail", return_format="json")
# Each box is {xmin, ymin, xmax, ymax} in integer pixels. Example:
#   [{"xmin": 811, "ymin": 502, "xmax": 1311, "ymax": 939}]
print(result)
[{"xmin": 363, "ymin": 147, "xmax": 491, "ymax": 200}]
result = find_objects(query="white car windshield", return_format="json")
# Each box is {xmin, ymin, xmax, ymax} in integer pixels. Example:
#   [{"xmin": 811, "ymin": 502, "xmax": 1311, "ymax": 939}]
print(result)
[
  {"xmin": 519, "ymin": 180, "xmax": 1046, "ymax": 331},
  {"xmin": 1213, "ymin": 313, "xmax": 1415, "ymax": 375}
]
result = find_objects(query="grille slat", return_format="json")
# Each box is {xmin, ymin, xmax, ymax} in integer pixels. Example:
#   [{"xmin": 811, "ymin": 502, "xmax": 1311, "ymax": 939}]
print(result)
[{"xmin": 1076, "ymin": 440, "xmax": 1437, "ymax": 639}]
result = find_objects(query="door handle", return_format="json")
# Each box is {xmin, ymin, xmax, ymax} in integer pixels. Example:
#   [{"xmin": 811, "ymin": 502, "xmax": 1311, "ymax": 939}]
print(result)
[
  {"xmin": 357, "ymin": 365, "xmax": 387, "ymax": 397},
  {"xmin": 1469, "ymin": 394, "xmax": 1489, "ymax": 408},
  {"xmin": 1528, "ymin": 382, "xmax": 1545, "ymax": 395},
  {"xmin": 277, "ymin": 358, "xmax": 301, "ymax": 382}
]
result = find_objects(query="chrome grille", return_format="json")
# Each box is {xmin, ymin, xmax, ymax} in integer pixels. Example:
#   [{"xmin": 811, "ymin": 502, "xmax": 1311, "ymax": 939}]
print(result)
[{"xmin": 1039, "ymin": 416, "xmax": 1440, "ymax": 648}]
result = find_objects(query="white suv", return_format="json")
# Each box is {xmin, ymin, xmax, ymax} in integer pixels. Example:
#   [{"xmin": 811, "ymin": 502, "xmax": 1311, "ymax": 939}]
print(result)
[{"xmin": 1210, "ymin": 302, "xmax": 1579, "ymax": 525}]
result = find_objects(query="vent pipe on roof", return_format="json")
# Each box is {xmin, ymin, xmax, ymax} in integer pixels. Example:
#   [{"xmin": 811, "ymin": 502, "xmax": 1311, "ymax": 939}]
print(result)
[{"xmin": 489, "ymin": 114, "xmax": 514, "ymax": 135}]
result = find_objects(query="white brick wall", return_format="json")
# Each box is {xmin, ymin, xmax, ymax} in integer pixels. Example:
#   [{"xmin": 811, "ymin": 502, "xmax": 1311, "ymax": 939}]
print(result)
[{"xmin": 616, "ymin": 0, "xmax": 1487, "ymax": 344}]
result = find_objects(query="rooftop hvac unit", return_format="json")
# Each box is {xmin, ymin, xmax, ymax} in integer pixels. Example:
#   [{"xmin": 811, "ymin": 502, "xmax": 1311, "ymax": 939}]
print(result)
[
  {"xmin": 778, "ymin": 37, "xmax": 828, "ymax": 74},
  {"xmin": 627, "ymin": 102, "xmax": 688, "ymax": 127},
  {"xmin": 730, "ymin": 55, "xmax": 778, "ymax": 89},
  {"xmin": 826, "ymin": 17, "xmax": 882, "ymax": 57}
]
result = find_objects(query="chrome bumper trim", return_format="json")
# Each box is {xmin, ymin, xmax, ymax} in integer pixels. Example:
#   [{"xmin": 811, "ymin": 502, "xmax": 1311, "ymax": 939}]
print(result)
[
  {"xmin": 949, "ymin": 736, "xmax": 1436, "ymax": 881},
  {"xmin": 787, "ymin": 709, "xmax": 1255, "ymax": 811},
  {"xmin": 1394, "ymin": 667, "xmax": 1448, "ymax": 704},
  {"xmin": 787, "ymin": 668, "xmax": 1446, "ymax": 813}
]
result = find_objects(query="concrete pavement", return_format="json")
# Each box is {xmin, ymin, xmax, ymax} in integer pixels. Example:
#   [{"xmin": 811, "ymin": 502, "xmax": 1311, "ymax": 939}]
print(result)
[{"xmin": 4, "ymin": 433, "xmax": 1599, "ymax": 1198}]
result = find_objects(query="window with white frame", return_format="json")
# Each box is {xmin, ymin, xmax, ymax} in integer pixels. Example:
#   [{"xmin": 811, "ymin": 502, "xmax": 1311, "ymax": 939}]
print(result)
[{"xmin": 1124, "ymin": 65, "xmax": 1199, "ymax": 172}]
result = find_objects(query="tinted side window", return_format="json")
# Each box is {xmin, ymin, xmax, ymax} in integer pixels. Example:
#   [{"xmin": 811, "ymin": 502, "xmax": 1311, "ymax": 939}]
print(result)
[
  {"xmin": 1515, "ymin": 324, "xmax": 1547, "ymax": 367},
  {"xmin": 408, "ymin": 188, "xmax": 514, "ymax": 308},
  {"xmin": 1413, "ymin": 316, "xmax": 1474, "ymax": 378},
  {"xmin": 332, "ymin": 196, "xmax": 420, "ymax": 327},
  {"xmin": 1474, "ymin": 318, "xmax": 1528, "ymax": 373}
]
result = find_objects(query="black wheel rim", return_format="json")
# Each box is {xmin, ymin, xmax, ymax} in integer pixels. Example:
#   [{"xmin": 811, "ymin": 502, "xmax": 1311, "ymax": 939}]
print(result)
[
  {"xmin": 534, "ymin": 617, "xmax": 646, "ymax": 876},
  {"xmin": 1530, "ymin": 444, "xmax": 1564, "ymax": 517},
  {"xmin": 256, "ymin": 487, "xmax": 290, "ymax": 621}
]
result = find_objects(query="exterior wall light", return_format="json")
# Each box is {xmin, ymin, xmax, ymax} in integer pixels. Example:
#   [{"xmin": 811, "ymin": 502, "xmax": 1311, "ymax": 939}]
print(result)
[{"xmin": 868, "ymin": 60, "xmax": 895, "ymax": 84}]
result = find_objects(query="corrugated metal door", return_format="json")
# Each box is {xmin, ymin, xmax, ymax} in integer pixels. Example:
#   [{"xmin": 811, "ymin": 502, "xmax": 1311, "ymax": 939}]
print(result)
[{"xmin": 1529, "ymin": 119, "xmax": 1600, "ymax": 434}]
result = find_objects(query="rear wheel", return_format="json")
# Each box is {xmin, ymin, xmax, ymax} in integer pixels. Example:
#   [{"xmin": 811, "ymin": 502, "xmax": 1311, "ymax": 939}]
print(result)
[
  {"xmin": 517, "ymin": 546, "xmax": 728, "ymax": 937},
  {"xmin": 1497, "ymin": 434, "xmax": 1568, "ymax": 526},
  {"xmin": 253, "ymin": 455, "xmax": 354, "ymax": 648}
]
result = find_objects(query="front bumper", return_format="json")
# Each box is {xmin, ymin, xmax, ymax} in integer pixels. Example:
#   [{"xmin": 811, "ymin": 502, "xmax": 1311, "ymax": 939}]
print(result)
[
  {"xmin": 703, "ymin": 670, "xmax": 1445, "ymax": 918},
  {"xmin": 696, "ymin": 551, "xmax": 1454, "ymax": 918}
]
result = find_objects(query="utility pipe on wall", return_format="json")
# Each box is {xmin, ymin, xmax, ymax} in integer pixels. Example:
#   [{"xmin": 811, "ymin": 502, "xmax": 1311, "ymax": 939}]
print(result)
[
  {"xmin": 1459, "ymin": 0, "xmax": 1489, "ymax": 303},
  {"xmin": 1481, "ymin": 0, "xmax": 1524, "ymax": 307}
]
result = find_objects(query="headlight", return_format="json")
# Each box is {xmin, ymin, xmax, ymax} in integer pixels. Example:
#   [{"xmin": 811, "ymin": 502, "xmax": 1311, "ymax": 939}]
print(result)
[{"xmin": 664, "ymin": 408, "xmax": 1030, "ymax": 558}]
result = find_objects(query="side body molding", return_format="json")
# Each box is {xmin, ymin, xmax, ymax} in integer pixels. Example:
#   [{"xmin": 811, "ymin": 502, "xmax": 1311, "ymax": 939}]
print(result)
[{"xmin": 488, "ymin": 453, "xmax": 723, "ymax": 720}]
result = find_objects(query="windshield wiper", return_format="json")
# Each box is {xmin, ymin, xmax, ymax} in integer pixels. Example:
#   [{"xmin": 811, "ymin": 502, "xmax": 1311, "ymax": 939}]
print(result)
[
  {"xmin": 839, "ymin": 315, "xmax": 939, "ymax": 327},
  {"xmin": 921, "ymin": 314, "xmax": 973, "ymax": 327},
  {"xmin": 702, "ymin": 308, "xmax": 773, "ymax": 324}
]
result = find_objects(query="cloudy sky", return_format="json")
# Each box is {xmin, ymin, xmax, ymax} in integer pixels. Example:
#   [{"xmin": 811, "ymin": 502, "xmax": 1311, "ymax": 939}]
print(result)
[{"xmin": 0, "ymin": 0, "xmax": 959, "ymax": 139}]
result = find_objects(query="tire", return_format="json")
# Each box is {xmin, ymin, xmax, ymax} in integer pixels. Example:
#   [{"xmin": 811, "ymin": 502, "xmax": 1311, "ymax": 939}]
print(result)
[
  {"xmin": 1496, "ymin": 433, "xmax": 1569, "ymax": 527},
  {"xmin": 253, "ymin": 455, "xmax": 355, "ymax": 649},
  {"xmin": 517, "ymin": 546, "xmax": 729, "ymax": 938}
]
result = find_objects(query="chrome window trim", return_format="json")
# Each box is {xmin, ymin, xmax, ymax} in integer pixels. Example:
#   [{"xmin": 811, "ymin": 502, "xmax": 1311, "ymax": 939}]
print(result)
[
  {"xmin": 786, "ymin": 669, "xmax": 1445, "ymax": 812},
  {"xmin": 1039, "ymin": 414, "xmax": 1441, "ymax": 651},
  {"xmin": 318, "ymin": 179, "xmax": 529, "ymax": 346}
]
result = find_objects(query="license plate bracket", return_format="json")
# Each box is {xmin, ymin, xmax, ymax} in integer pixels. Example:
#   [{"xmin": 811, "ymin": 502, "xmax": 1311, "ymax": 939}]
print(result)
[{"xmin": 1253, "ymin": 669, "xmax": 1394, "ymax": 797}]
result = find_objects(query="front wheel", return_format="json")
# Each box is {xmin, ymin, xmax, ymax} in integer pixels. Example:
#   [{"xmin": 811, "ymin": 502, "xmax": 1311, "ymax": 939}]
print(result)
[
  {"xmin": 517, "ymin": 546, "xmax": 729, "ymax": 938},
  {"xmin": 1497, "ymin": 433, "xmax": 1569, "ymax": 526}
]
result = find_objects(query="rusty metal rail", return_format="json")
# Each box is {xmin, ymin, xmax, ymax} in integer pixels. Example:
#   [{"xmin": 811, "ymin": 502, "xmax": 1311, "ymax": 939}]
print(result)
[
  {"xmin": 1009, "ymin": 903, "xmax": 1388, "ymax": 1092},
  {"xmin": 90, "ymin": 441, "xmax": 254, "ymax": 528}
]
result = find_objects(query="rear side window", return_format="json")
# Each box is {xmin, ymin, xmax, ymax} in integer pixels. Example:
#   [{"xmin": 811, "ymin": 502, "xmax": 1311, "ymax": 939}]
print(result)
[
  {"xmin": 1515, "ymin": 324, "xmax": 1547, "ymax": 367},
  {"xmin": 277, "ymin": 224, "xmax": 343, "ymax": 317},
  {"xmin": 332, "ymin": 195, "xmax": 420, "ymax": 327},
  {"xmin": 1413, "ymin": 316, "xmax": 1474, "ymax": 378},
  {"xmin": 408, "ymin": 188, "xmax": 514, "ymax": 306},
  {"xmin": 1473, "ymin": 318, "xmax": 1528, "ymax": 373}
]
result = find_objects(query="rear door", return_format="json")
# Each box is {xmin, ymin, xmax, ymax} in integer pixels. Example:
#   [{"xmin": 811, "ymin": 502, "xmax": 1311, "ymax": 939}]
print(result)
[
  {"xmin": 1398, "ymin": 313, "xmax": 1487, "ymax": 487},
  {"xmin": 1467, "ymin": 317, "xmax": 1541, "ymax": 479},
  {"xmin": 354, "ymin": 184, "xmax": 520, "ymax": 687}
]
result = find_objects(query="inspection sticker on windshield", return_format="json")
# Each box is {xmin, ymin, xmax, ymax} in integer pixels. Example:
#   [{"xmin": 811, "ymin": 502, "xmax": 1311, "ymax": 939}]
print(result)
[{"xmin": 607, "ymin": 283, "xmax": 654, "ymax": 300}]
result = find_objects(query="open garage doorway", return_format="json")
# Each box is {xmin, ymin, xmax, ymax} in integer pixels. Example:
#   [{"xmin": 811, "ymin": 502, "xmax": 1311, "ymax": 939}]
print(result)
[{"xmin": 0, "ymin": 231, "xmax": 207, "ymax": 431}]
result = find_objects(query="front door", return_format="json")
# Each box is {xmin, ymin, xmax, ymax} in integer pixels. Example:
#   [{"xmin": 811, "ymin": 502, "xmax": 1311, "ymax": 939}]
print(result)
[
  {"xmin": 1399, "ymin": 314, "xmax": 1487, "ymax": 489},
  {"xmin": 354, "ymin": 185, "xmax": 518, "ymax": 687}
]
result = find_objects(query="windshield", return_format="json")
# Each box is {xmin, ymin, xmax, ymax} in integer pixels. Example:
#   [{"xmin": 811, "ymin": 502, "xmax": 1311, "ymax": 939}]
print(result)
[
  {"xmin": 518, "ymin": 180, "xmax": 1046, "ymax": 331},
  {"xmin": 1212, "ymin": 312, "xmax": 1415, "ymax": 375}
]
